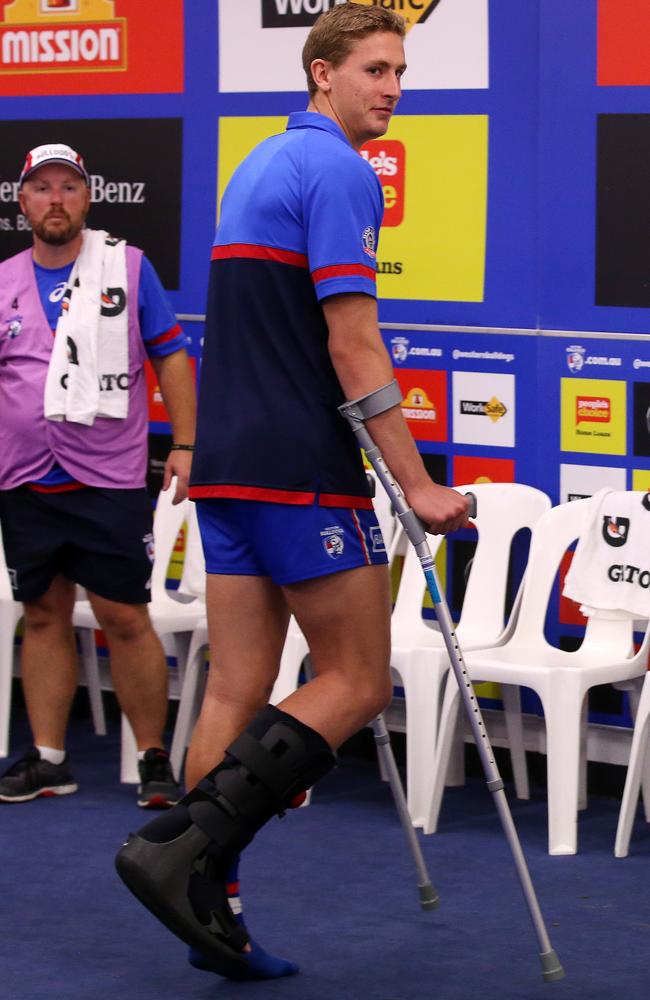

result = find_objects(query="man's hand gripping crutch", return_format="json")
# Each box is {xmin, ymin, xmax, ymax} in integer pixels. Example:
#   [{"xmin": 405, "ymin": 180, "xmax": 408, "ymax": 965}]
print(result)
[{"xmin": 339, "ymin": 378, "xmax": 565, "ymax": 984}]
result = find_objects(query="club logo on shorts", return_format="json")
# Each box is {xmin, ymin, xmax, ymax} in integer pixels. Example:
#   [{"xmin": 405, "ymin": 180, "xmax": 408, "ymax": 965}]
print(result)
[
  {"xmin": 143, "ymin": 532, "xmax": 155, "ymax": 562},
  {"xmin": 321, "ymin": 525, "xmax": 345, "ymax": 559}
]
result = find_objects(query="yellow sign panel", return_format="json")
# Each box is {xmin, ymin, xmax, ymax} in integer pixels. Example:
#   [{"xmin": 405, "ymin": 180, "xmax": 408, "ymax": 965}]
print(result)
[
  {"xmin": 218, "ymin": 115, "xmax": 488, "ymax": 303},
  {"xmin": 560, "ymin": 378, "xmax": 627, "ymax": 455},
  {"xmin": 633, "ymin": 469, "xmax": 650, "ymax": 492},
  {"xmin": 4, "ymin": 0, "xmax": 115, "ymax": 20}
]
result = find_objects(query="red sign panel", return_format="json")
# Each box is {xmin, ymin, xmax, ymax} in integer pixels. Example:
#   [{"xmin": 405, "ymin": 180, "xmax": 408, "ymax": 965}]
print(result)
[
  {"xmin": 360, "ymin": 139, "xmax": 405, "ymax": 227},
  {"xmin": 453, "ymin": 455, "xmax": 515, "ymax": 486},
  {"xmin": 0, "ymin": 0, "xmax": 183, "ymax": 95},
  {"xmin": 598, "ymin": 0, "xmax": 650, "ymax": 86},
  {"xmin": 394, "ymin": 369, "xmax": 447, "ymax": 443}
]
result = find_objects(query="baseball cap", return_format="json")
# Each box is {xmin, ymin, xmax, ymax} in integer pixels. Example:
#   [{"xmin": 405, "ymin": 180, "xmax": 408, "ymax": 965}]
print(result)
[{"xmin": 19, "ymin": 143, "xmax": 90, "ymax": 187}]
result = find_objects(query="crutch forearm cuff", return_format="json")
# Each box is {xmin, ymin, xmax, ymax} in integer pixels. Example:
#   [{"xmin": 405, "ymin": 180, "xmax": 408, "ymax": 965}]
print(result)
[{"xmin": 338, "ymin": 379, "xmax": 403, "ymax": 428}]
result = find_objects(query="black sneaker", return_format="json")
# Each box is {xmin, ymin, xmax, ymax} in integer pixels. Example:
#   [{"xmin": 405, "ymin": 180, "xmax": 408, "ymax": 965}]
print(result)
[
  {"xmin": 0, "ymin": 747, "xmax": 78, "ymax": 803},
  {"xmin": 137, "ymin": 748, "xmax": 180, "ymax": 809}
]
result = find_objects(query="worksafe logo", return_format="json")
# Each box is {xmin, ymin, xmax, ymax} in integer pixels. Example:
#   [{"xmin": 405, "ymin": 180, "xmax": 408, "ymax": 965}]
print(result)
[
  {"xmin": 452, "ymin": 372, "xmax": 515, "ymax": 448},
  {"xmin": 260, "ymin": 0, "xmax": 441, "ymax": 30},
  {"xmin": 561, "ymin": 378, "xmax": 626, "ymax": 455},
  {"xmin": 459, "ymin": 396, "xmax": 507, "ymax": 423},
  {"xmin": 0, "ymin": 0, "xmax": 126, "ymax": 74},
  {"xmin": 361, "ymin": 140, "xmax": 405, "ymax": 228}
]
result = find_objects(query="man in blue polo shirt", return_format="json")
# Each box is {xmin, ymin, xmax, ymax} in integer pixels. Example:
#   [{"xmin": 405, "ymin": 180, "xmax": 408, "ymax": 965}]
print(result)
[{"xmin": 116, "ymin": 3, "xmax": 469, "ymax": 982}]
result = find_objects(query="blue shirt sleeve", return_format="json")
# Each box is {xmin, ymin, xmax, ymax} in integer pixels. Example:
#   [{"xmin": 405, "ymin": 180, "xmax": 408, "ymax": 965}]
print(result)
[
  {"xmin": 302, "ymin": 141, "xmax": 383, "ymax": 302},
  {"xmin": 138, "ymin": 255, "xmax": 188, "ymax": 357}
]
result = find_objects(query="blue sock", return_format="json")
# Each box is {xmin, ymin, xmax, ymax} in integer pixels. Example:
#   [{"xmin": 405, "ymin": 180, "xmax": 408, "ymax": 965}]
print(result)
[{"xmin": 188, "ymin": 856, "xmax": 299, "ymax": 980}]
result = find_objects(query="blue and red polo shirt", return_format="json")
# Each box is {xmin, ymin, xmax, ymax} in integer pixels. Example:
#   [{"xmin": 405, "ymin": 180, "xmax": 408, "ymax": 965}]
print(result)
[{"xmin": 190, "ymin": 111, "xmax": 384, "ymax": 509}]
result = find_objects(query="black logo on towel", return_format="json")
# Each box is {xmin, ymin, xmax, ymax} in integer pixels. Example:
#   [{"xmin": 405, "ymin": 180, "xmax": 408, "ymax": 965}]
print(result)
[
  {"xmin": 100, "ymin": 286, "xmax": 126, "ymax": 318},
  {"xmin": 66, "ymin": 336, "xmax": 79, "ymax": 366},
  {"xmin": 642, "ymin": 493, "xmax": 650, "ymax": 513},
  {"xmin": 602, "ymin": 516, "xmax": 630, "ymax": 547}
]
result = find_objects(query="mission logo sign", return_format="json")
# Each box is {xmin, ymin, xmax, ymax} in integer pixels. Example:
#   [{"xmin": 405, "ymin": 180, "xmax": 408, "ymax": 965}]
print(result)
[{"xmin": 0, "ymin": 0, "xmax": 183, "ymax": 95}]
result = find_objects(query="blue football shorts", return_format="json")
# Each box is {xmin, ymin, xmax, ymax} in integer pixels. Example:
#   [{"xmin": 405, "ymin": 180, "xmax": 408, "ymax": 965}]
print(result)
[{"xmin": 196, "ymin": 498, "xmax": 388, "ymax": 585}]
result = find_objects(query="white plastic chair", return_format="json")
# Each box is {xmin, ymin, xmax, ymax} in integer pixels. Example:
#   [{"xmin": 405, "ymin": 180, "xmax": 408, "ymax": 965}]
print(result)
[
  {"xmin": 431, "ymin": 497, "xmax": 650, "ymax": 855},
  {"xmin": 0, "ymin": 526, "xmax": 24, "ymax": 758},
  {"xmin": 614, "ymin": 645, "xmax": 650, "ymax": 857},
  {"xmin": 0, "ymin": 525, "xmax": 107, "ymax": 757},
  {"xmin": 73, "ymin": 481, "xmax": 206, "ymax": 782},
  {"xmin": 389, "ymin": 482, "xmax": 551, "ymax": 827}
]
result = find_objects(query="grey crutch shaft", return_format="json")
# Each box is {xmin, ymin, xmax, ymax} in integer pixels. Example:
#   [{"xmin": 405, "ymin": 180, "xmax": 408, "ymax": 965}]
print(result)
[{"xmin": 339, "ymin": 384, "xmax": 565, "ymax": 982}]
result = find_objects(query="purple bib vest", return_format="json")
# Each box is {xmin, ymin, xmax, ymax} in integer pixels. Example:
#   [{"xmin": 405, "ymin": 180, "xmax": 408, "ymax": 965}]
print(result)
[{"xmin": 0, "ymin": 242, "xmax": 148, "ymax": 489}]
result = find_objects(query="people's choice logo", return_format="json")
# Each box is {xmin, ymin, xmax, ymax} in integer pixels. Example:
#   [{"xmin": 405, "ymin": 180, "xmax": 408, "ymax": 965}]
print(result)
[{"xmin": 360, "ymin": 140, "xmax": 406, "ymax": 228}]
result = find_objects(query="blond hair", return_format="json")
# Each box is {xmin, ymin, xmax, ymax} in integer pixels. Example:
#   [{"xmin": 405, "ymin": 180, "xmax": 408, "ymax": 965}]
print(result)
[{"xmin": 302, "ymin": 3, "xmax": 406, "ymax": 97}]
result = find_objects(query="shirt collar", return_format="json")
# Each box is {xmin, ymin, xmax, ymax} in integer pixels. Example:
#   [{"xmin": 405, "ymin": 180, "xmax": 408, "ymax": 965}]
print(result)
[{"xmin": 286, "ymin": 111, "xmax": 352, "ymax": 148}]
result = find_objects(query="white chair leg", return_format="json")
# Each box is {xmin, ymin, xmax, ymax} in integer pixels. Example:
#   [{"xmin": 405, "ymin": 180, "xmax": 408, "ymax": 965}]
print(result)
[
  {"xmin": 397, "ymin": 654, "xmax": 445, "ymax": 828},
  {"xmin": 422, "ymin": 673, "xmax": 461, "ymax": 834},
  {"xmin": 120, "ymin": 713, "xmax": 139, "ymax": 784},
  {"xmin": 542, "ymin": 681, "xmax": 585, "ymax": 855},
  {"xmin": 626, "ymin": 678, "xmax": 650, "ymax": 822},
  {"xmin": 170, "ymin": 630, "xmax": 208, "ymax": 779},
  {"xmin": 615, "ymin": 678, "xmax": 650, "ymax": 857},
  {"xmin": 0, "ymin": 608, "xmax": 18, "ymax": 757},
  {"xmin": 578, "ymin": 696, "xmax": 588, "ymax": 812},
  {"xmin": 501, "ymin": 683, "xmax": 530, "ymax": 800},
  {"xmin": 172, "ymin": 631, "xmax": 192, "ymax": 692},
  {"xmin": 79, "ymin": 629, "xmax": 106, "ymax": 736}
]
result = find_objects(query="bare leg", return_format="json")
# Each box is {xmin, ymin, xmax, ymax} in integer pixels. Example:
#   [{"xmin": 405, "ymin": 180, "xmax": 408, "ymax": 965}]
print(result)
[
  {"xmin": 279, "ymin": 563, "xmax": 393, "ymax": 749},
  {"xmin": 21, "ymin": 575, "xmax": 78, "ymax": 749},
  {"xmin": 185, "ymin": 574, "xmax": 290, "ymax": 789},
  {"xmin": 87, "ymin": 593, "xmax": 168, "ymax": 751}
]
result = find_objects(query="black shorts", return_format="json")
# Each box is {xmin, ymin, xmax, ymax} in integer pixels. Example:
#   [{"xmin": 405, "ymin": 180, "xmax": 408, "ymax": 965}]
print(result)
[{"xmin": 0, "ymin": 486, "xmax": 155, "ymax": 604}]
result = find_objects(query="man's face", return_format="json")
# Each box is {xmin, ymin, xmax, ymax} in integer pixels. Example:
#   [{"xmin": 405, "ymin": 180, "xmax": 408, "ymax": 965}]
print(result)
[
  {"xmin": 321, "ymin": 31, "xmax": 406, "ymax": 149},
  {"xmin": 19, "ymin": 163, "xmax": 90, "ymax": 246}
]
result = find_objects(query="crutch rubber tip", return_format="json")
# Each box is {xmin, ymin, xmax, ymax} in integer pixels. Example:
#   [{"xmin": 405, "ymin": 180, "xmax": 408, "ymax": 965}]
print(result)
[
  {"xmin": 418, "ymin": 883, "xmax": 440, "ymax": 910},
  {"xmin": 540, "ymin": 949, "xmax": 565, "ymax": 982}
]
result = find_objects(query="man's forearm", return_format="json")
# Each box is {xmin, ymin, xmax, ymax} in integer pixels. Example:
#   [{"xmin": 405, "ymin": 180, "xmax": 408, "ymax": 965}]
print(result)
[{"xmin": 151, "ymin": 350, "xmax": 196, "ymax": 444}]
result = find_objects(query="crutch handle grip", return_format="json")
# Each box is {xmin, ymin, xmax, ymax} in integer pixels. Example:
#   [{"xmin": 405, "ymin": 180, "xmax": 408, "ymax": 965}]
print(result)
[{"xmin": 465, "ymin": 492, "xmax": 477, "ymax": 519}]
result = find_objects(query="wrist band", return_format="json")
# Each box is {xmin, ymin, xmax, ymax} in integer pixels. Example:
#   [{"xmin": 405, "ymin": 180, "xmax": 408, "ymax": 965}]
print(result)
[{"xmin": 170, "ymin": 444, "xmax": 194, "ymax": 452}]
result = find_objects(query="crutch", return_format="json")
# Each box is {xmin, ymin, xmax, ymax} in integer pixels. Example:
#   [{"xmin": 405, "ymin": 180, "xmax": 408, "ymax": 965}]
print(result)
[{"xmin": 340, "ymin": 380, "xmax": 565, "ymax": 983}]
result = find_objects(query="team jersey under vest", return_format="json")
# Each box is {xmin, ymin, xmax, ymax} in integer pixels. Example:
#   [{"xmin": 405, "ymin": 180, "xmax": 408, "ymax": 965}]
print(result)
[
  {"xmin": 0, "ymin": 244, "xmax": 150, "ymax": 490},
  {"xmin": 190, "ymin": 112, "xmax": 384, "ymax": 509}
]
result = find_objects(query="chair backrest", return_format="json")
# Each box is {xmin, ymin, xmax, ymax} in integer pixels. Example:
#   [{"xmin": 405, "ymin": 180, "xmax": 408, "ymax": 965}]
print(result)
[
  {"xmin": 150, "ymin": 480, "xmax": 194, "ymax": 599},
  {"xmin": 391, "ymin": 482, "xmax": 551, "ymax": 646},
  {"xmin": 177, "ymin": 502, "xmax": 206, "ymax": 598},
  {"xmin": 511, "ymin": 497, "xmax": 637, "ymax": 657}
]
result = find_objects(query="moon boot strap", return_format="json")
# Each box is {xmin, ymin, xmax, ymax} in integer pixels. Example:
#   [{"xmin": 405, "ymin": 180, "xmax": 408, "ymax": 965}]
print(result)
[
  {"xmin": 115, "ymin": 706, "xmax": 335, "ymax": 969},
  {"xmin": 187, "ymin": 713, "xmax": 335, "ymax": 853}
]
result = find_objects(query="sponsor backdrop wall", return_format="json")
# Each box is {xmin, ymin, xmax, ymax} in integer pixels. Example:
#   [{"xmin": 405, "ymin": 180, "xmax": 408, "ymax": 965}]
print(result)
[{"xmin": 1, "ymin": 1, "xmax": 649, "ymax": 734}]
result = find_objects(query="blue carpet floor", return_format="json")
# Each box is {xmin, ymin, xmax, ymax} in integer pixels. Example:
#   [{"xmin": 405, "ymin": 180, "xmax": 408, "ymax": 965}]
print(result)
[{"xmin": 2, "ymin": 706, "xmax": 650, "ymax": 1000}]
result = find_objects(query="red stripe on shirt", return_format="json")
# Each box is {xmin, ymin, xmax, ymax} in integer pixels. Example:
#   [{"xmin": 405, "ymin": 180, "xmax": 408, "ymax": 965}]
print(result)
[
  {"xmin": 27, "ymin": 481, "xmax": 85, "ymax": 493},
  {"xmin": 189, "ymin": 484, "xmax": 317, "ymax": 504},
  {"xmin": 147, "ymin": 323, "xmax": 183, "ymax": 349},
  {"xmin": 311, "ymin": 263, "xmax": 376, "ymax": 284},
  {"xmin": 211, "ymin": 244, "xmax": 309, "ymax": 268},
  {"xmin": 319, "ymin": 493, "xmax": 374, "ymax": 510}
]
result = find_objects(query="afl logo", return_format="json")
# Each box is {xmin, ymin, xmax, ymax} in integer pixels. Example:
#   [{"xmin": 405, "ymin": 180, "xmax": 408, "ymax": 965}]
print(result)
[
  {"xmin": 362, "ymin": 226, "xmax": 377, "ymax": 260},
  {"xmin": 602, "ymin": 516, "xmax": 630, "ymax": 547}
]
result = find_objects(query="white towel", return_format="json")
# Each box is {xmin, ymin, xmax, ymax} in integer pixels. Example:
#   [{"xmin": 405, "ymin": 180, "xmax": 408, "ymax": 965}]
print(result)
[
  {"xmin": 563, "ymin": 489, "xmax": 650, "ymax": 619},
  {"xmin": 44, "ymin": 229, "xmax": 129, "ymax": 426}
]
